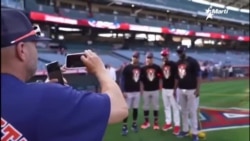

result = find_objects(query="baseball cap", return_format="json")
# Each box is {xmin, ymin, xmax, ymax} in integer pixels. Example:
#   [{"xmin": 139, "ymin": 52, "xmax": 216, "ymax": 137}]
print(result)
[
  {"xmin": 1, "ymin": 8, "xmax": 50, "ymax": 48},
  {"xmin": 161, "ymin": 48, "xmax": 170, "ymax": 56},
  {"xmin": 132, "ymin": 51, "xmax": 140, "ymax": 58},
  {"xmin": 176, "ymin": 45, "xmax": 187, "ymax": 53},
  {"xmin": 146, "ymin": 52, "xmax": 154, "ymax": 58}
]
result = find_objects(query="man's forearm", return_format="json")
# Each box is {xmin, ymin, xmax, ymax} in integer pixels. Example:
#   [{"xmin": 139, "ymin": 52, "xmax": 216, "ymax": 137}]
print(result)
[
  {"xmin": 96, "ymin": 70, "xmax": 128, "ymax": 124},
  {"xmin": 196, "ymin": 77, "xmax": 201, "ymax": 91},
  {"xmin": 96, "ymin": 71, "xmax": 118, "ymax": 92}
]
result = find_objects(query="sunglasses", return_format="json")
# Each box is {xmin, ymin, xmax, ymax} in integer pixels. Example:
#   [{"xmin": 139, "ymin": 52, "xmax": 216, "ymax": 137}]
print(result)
[
  {"xmin": 10, "ymin": 25, "xmax": 42, "ymax": 44},
  {"xmin": 147, "ymin": 56, "xmax": 153, "ymax": 59}
]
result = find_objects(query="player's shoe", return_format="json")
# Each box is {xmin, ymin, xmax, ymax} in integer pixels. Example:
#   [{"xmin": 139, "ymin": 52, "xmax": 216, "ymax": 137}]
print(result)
[
  {"xmin": 192, "ymin": 134, "xmax": 199, "ymax": 141},
  {"xmin": 162, "ymin": 124, "xmax": 172, "ymax": 131},
  {"xmin": 177, "ymin": 131, "xmax": 189, "ymax": 138},
  {"xmin": 140, "ymin": 122, "xmax": 150, "ymax": 129},
  {"xmin": 131, "ymin": 123, "xmax": 138, "ymax": 132},
  {"xmin": 121, "ymin": 126, "xmax": 128, "ymax": 136},
  {"xmin": 153, "ymin": 123, "xmax": 160, "ymax": 130},
  {"xmin": 173, "ymin": 126, "xmax": 180, "ymax": 135}
]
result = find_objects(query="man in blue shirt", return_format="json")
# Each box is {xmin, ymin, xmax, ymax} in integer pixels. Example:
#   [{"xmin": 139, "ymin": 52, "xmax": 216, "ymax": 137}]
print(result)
[{"xmin": 1, "ymin": 8, "xmax": 128, "ymax": 141}]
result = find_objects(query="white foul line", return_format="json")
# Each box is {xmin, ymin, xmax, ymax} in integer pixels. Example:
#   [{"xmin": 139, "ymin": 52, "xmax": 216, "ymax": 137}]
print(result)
[
  {"xmin": 199, "ymin": 106, "xmax": 249, "ymax": 111},
  {"xmin": 202, "ymin": 125, "xmax": 249, "ymax": 132}
]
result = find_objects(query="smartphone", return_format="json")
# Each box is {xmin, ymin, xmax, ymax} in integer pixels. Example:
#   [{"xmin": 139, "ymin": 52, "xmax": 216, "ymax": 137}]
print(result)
[
  {"xmin": 46, "ymin": 61, "xmax": 64, "ymax": 85},
  {"xmin": 65, "ymin": 53, "xmax": 85, "ymax": 68}
]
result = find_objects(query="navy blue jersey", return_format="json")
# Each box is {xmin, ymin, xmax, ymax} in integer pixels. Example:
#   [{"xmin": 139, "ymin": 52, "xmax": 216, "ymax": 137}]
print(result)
[
  {"xmin": 1, "ymin": 74, "xmax": 110, "ymax": 141},
  {"xmin": 176, "ymin": 56, "xmax": 201, "ymax": 89},
  {"xmin": 162, "ymin": 60, "xmax": 178, "ymax": 89},
  {"xmin": 141, "ymin": 64, "xmax": 162, "ymax": 91},
  {"xmin": 122, "ymin": 64, "xmax": 141, "ymax": 92}
]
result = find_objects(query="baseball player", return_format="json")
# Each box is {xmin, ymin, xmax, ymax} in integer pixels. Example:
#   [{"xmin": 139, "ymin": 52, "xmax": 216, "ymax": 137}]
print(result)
[
  {"xmin": 140, "ymin": 52, "xmax": 162, "ymax": 130},
  {"xmin": 121, "ymin": 52, "xmax": 141, "ymax": 136},
  {"xmin": 175, "ymin": 45, "xmax": 201, "ymax": 141},
  {"xmin": 160, "ymin": 48, "xmax": 180, "ymax": 135}
]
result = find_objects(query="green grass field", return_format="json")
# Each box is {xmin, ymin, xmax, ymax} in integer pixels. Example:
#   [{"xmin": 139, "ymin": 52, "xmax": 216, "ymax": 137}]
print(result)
[{"xmin": 104, "ymin": 79, "xmax": 249, "ymax": 141}]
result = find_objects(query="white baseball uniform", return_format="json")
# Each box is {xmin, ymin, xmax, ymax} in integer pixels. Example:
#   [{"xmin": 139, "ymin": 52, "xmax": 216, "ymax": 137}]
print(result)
[
  {"xmin": 162, "ymin": 89, "xmax": 180, "ymax": 126},
  {"xmin": 161, "ymin": 60, "xmax": 180, "ymax": 126}
]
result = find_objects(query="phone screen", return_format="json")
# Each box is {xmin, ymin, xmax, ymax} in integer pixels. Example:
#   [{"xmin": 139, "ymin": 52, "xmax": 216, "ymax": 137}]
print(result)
[
  {"xmin": 66, "ymin": 54, "xmax": 85, "ymax": 68},
  {"xmin": 46, "ymin": 61, "xmax": 64, "ymax": 85}
]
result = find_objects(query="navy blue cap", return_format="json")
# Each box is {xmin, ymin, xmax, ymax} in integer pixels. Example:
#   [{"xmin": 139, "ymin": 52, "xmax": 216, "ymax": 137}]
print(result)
[
  {"xmin": 1, "ymin": 8, "xmax": 50, "ymax": 48},
  {"xmin": 146, "ymin": 52, "xmax": 154, "ymax": 58},
  {"xmin": 176, "ymin": 45, "xmax": 187, "ymax": 53},
  {"xmin": 132, "ymin": 51, "xmax": 140, "ymax": 58}
]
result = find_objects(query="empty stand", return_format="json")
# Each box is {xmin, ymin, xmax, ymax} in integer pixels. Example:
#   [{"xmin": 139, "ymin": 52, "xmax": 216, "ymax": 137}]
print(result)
[
  {"xmin": 24, "ymin": 0, "xmax": 248, "ymax": 36},
  {"xmin": 38, "ymin": 53, "xmax": 66, "ymax": 65},
  {"xmin": 113, "ymin": 50, "xmax": 249, "ymax": 66},
  {"xmin": 37, "ymin": 61, "xmax": 46, "ymax": 70},
  {"xmin": 131, "ymin": 0, "xmax": 248, "ymax": 22},
  {"xmin": 60, "ymin": 8, "xmax": 89, "ymax": 19},
  {"xmin": 99, "ymin": 55, "xmax": 124, "ymax": 68},
  {"xmin": 37, "ymin": 52, "xmax": 125, "ymax": 70}
]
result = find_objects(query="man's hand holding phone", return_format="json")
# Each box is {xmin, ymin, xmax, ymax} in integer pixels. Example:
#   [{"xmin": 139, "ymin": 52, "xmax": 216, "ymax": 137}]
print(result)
[
  {"xmin": 80, "ymin": 50, "xmax": 107, "ymax": 76},
  {"xmin": 68, "ymin": 50, "xmax": 129, "ymax": 123}
]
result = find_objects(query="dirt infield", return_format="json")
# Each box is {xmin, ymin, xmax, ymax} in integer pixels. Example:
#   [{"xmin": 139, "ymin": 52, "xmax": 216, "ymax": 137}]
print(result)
[{"xmin": 202, "ymin": 77, "xmax": 249, "ymax": 83}]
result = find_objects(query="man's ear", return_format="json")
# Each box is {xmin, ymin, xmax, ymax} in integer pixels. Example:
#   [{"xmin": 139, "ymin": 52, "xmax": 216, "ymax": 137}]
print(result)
[{"xmin": 15, "ymin": 42, "xmax": 26, "ymax": 61}]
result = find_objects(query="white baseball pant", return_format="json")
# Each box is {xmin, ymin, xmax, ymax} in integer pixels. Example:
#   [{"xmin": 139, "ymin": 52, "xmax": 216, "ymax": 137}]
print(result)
[
  {"xmin": 162, "ymin": 89, "xmax": 180, "ymax": 126},
  {"xmin": 177, "ymin": 89, "xmax": 200, "ymax": 129},
  {"xmin": 179, "ymin": 89, "xmax": 198, "ymax": 135},
  {"xmin": 125, "ymin": 92, "xmax": 140, "ymax": 109},
  {"xmin": 188, "ymin": 97, "xmax": 200, "ymax": 128},
  {"xmin": 195, "ymin": 97, "xmax": 200, "ymax": 110},
  {"xmin": 143, "ymin": 90, "xmax": 160, "ymax": 110},
  {"xmin": 176, "ymin": 89, "xmax": 199, "ymax": 110}
]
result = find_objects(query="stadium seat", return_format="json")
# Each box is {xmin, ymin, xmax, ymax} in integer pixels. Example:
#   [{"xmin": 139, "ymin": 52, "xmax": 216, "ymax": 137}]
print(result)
[
  {"xmin": 202, "ymin": 26, "xmax": 224, "ymax": 33},
  {"xmin": 99, "ymin": 55, "xmax": 124, "ymax": 68},
  {"xmin": 60, "ymin": 8, "xmax": 89, "ymax": 19},
  {"xmin": 132, "ymin": 0, "xmax": 248, "ymax": 21},
  {"xmin": 113, "ymin": 49, "xmax": 249, "ymax": 66},
  {"xmin": 37, "ymin": 61, "xmax": 46, "ymax": 70},
  {"xmin": 39, "ymin": 53, "xmax": 66, "ymax": 65}
]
